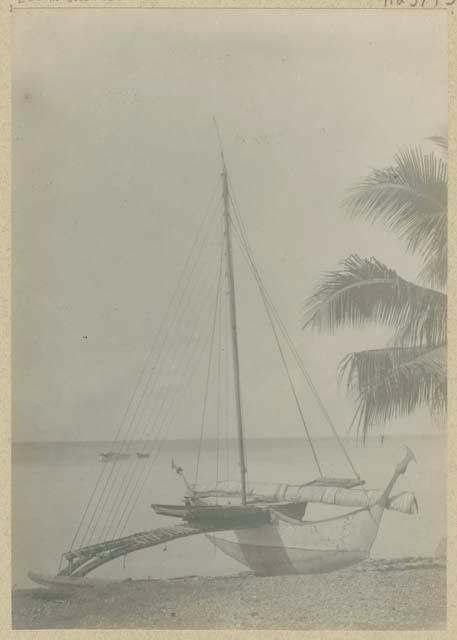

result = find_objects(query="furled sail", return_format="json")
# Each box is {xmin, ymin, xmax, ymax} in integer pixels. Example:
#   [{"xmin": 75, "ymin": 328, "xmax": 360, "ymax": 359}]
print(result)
[{"xmin": 191, "ymin": 481, "xmax": 418, "ymax": 515}]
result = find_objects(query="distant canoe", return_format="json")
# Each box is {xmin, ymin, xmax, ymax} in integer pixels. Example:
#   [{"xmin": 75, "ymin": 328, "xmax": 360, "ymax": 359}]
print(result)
[
  {"xmin": 136, "ymin": 452, "xmax": 150, "ymax": 459},
  {"xmin": 99, "ymin": 452, "xmax": 130, "ymax": 462}
]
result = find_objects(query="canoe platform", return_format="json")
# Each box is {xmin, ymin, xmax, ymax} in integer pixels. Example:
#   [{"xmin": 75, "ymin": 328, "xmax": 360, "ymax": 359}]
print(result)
[{"xmin": 151, "ymin": 502, "xmax": 271, "ymax": 527}]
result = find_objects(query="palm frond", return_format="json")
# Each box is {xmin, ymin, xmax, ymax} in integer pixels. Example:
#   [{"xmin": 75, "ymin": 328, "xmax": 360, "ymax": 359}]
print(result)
[
  {"xmin": 339, "ymin": 345, "xmax": 447, "ymax": 443},
  {"xmin": 344, "ymin": 147, "xmax": 447, "ymax": 288},
  {"xmin": 428, "ymin": 135, "xmax": 448, "ymax": 152},
  {"xmin": 418, "ymin": 245, "xmax": 447, "ymax": 291},
  {"xmin": 303, "ymin": 255, "xmax": 447, "ymax": 347}
]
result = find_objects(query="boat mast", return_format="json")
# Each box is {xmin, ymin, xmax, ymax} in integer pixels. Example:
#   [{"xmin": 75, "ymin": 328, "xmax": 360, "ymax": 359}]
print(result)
[{"xmin": 220, "ymin": 150, "xmax": 248, "ymax": 506}]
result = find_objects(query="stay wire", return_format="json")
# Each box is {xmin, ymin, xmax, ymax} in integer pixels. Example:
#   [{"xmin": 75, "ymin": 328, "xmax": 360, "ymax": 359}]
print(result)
[
  {"xmin": 215, "ymin": 259, "xmax": 224, "ymax": 494},
  {"xmin": 194, "ymin": 237, "xmax": 224, "ymax": 486},
  {"xmin": 229, "ymin": 221, "xmax": 323, "ymax": 476},
  {"xmin": 71, "ymin": 182, "xmax": 219, "ymax": 550},
  {"xmin": 115, "ymin": 315, "xmax": 218, "ymax": 538},
  {"xmin": 111, "ymin": 234, "xmax": 226, "ymax": 539},
  {"xmin": 81, "ymin": 208, "xmax": 221, "ymax": 547},
  {"xmin": 94, "ymin": 216, "xmax": 224, "ymax": 543},
  {"xmin": 97, "ymin": 249, "xmax": 224, "ymax": 544},
  {"xmin": 227, "ymin": 181, "xmax": 360, "ymax": 479},
  {"xmin": 76, "ymin": 188, "xmax": 221, "ymax": 548},
  {"xmin": 224, "ymin": 289, "xmax": 231, "ymax": 481},
  {"xmin": 105, "ymin": 264, "xmax": 223, "ymax": 542},
  {"xmin": 99, "ymin": 220, "xmax": 225, "ymax": 541},
  {"xmin": 228, "ymin": 177, "xmax": 354, "ymax": 462},
  {"xmin": 71, "ymin": 180, "xmax": 220, "ymax": 550},
  {"xmin": 116, "ymin": 286, "xmax": 225, "ymax": 537},
  {"xmin": 112, "ymin": 203, "xmax": 220, "ymax": 451}
]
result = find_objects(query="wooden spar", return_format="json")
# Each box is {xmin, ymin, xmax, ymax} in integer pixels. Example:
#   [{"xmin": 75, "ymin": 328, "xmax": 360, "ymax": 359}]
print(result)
[
  {"xmin": 53, "ymin": 524, "xmax": 230, "ymax": 578},
  {"xmin": 220, "ymin": 146, "xmax": 248, "ymax": 506}
]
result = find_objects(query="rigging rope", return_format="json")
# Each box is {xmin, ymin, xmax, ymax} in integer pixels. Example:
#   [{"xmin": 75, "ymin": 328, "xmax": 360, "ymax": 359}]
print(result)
[
  {"xmin": 72, "ymin": 182, "xmax": 218, "ymax": 546},
  {"xmin": 101, "ymin": 255, "xmax": 225, "ymax": 543},
  {"xmin": 73, "ymin": 186, "xmax": 222, "ymax": 548},
  {"xmin": 215, "ymin": 259, "xmax": 224, "ymax": 497},
  {"xmin": 228, "ymin": 219, "xmax": 323, "ymax": 476},
  {"xmin": 224, "ymin": 292, "xmax": 231, "ymax": 482},
  {"xmin": 96, "ymin": 246, "xmax": 223, "ymax": 544},
  {"xmin": 116, "ymin": 291, "xmax": 226, "ymax": 537},
  {"xmin": 111, "ymin": 231, "xmax": 226, "ymax": 538},
  {"xmin": 194, "ymin": 240, "xmax": 224, "ymax": 485},
  {"xmin": 83, "ymin": 214, "xmax": 222, "ymax": 546},
  {"xmin": 227, "ymin": 178, "xmax": 360, "ymax": 479}
]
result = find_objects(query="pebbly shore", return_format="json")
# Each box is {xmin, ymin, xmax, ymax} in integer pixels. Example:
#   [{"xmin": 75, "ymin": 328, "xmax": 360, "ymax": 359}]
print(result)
[{"xmin": 12, "ymin": 557, "xmax": 446, "ymax": 630}]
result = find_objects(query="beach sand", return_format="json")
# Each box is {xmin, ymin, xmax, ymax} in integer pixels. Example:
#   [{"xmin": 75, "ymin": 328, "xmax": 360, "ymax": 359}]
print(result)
[{"xmin": 12, "ymin": 558, "xmax": 446, "ymax": 630}]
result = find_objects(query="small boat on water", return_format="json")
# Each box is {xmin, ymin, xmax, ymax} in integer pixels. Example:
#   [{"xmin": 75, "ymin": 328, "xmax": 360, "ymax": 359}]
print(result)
[{"xmin": 99, "ymin": 452, "xmax": 130, "ymax": 462}]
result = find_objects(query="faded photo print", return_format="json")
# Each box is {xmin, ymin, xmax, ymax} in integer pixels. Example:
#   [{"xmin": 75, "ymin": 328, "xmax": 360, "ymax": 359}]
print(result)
[{"xmin": 12, "ymin": 8, "xmax": 447, "ymax": 630}]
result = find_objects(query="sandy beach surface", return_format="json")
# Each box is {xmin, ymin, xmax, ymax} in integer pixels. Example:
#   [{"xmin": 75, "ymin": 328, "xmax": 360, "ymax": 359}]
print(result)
[{"xmin": 12, "ymin": 558, "xmax": 446, "ymax": 630}]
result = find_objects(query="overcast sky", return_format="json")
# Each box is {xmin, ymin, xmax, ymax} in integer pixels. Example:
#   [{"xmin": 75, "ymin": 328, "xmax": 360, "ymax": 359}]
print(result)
[{"xmin": 13, "ymin": 9, "xmax": 447, "ymax": 442}]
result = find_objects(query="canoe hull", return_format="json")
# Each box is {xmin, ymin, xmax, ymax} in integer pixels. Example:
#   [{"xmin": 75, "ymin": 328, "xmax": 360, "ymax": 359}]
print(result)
[
  {"xmin": 207, "ymin": 505, "xmax": 383, "ymax": 575},
  {"xmin": 207, "ymin": 536, "xmax": 368, "ymax": 575}
]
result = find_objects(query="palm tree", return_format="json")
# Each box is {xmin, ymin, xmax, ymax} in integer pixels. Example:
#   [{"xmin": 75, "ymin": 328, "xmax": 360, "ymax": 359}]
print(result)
[{"xmin": 303, "ymin": 142, "xmax": 447, "ymax": 442}]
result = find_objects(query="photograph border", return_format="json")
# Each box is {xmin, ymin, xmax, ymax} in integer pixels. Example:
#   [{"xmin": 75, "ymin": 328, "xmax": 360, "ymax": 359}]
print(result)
[{"xmin": 1, "ymin": 1, "xmax": 454, "ymax": 636}]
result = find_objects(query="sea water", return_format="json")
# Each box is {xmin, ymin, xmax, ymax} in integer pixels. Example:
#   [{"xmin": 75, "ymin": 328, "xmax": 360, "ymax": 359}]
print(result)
[{"xmin": 12, "ymin": 435, "xmax": 446, "ymax": 588}]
